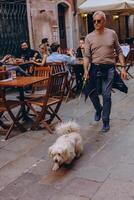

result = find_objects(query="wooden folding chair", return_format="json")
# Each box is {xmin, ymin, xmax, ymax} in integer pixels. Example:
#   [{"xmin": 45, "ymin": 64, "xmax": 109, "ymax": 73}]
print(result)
[
  {"xmin": 64, "ymin": 64, "xmax": 76, "ymax": 102},
  {"xmin": 116, "ymin": 47, "xmax": 134, "ymax": 79},
  {"xmin": 116, "ymin": 61, "xmax": 133, "ymax": 79},
  {"xmin": 46, "ymin": 62, "xmax": 66, "ymax": 73},
  {"xmin": 46, "ymin": 62, "xmax": 76, "ymax": 101},
  {"xmin": 0, "ymin": 88, "xmax": 26, "ymax": 139},
  {"xmin": 26, "ymin": 71, "xmax": 68, "ymax": 133},
  {"xmin": 125, "ymin": 48, "xmax": 134, "ymax": 79},
  {"xmin": 25, "ymin": 66, "xmax": 52, "ymax": 99}
]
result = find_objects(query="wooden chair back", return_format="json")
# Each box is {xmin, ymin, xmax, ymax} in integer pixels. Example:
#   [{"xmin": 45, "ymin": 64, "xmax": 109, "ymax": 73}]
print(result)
[
  {"xmin": 32, "ymin": 66, "xmax": 52, "ymax": 91},
  {"xmin": 126, "ymin": 48, "xmax": 134, "ymax": 65},
  {"xmin": 46, "ymin": 62, "xmax": 66, "ymax": 74},
  {"xmin": 46, "ymin": 71, "xmax": 68, "ymax": 99}
]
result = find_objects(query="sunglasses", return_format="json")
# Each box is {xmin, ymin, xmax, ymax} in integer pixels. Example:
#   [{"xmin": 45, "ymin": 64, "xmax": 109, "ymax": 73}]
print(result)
[{"xmin": 93, "ymin": 19, "xmax": 102, "ymax": 24}]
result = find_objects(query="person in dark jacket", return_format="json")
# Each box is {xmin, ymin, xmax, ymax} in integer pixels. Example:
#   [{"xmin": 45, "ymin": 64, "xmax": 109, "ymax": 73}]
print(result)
[
  {"xmin": 17, "ymin": 41, "xmax": 41, "ymax": 61},
  {"xmin": 76, "ymin": 37, "xmax": 85, "ymax": 58},
  {"xmin": 16, "ymin": 41, "xmax": 41, "ymax": 73},
  {"xmin": 74, "ymin": 37, "xmax": 85, "ymax": 93}
]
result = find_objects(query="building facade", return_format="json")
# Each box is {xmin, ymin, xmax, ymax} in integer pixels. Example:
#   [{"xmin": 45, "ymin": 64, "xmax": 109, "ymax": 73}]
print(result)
[
  {"xmin": 0, "ymin": 0, "xmax": 81, "ymax": 56},
  {"xmin": 27, "ymin": 0, "xmax": 80, "ymax": 50}
]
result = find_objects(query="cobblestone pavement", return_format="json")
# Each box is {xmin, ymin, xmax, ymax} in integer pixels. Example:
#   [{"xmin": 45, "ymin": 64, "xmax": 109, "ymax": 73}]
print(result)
[{"xmin": 0, "ymin": 69, "xmax": 134, "ymax": 200}]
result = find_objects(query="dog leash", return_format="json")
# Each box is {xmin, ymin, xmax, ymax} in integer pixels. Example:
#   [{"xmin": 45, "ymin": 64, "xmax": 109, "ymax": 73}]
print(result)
[
  {"xmin": 72, "ymin": 78, "xmax": 87, "ymax": 120},
  {"xmin": 76, "ymin": 78, "xmax": 87, "ymax": 104}
]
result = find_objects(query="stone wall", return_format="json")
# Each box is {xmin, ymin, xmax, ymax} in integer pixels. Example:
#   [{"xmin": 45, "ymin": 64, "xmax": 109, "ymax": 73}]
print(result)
[{"xmin": 26, "ymin": 0, "xmax": 79, "ymax": 51}]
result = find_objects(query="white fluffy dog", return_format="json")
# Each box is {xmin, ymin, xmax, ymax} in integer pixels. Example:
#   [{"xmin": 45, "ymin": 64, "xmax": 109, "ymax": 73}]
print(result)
[{"xmin": 48, "ymin": 121, "xmax": 83, "ymax": 171}]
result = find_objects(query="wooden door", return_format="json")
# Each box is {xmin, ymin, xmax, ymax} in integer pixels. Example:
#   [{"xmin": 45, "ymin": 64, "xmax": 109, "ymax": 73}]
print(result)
[{"xmin": 58, "ymin": 4, "xmax": 67, "ymax": 49}]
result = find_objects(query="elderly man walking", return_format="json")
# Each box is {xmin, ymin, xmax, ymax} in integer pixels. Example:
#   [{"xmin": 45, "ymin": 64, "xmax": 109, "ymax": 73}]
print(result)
[{"xmin": 83, "ymin": 11, "xmax": 127, "ymax": 132}]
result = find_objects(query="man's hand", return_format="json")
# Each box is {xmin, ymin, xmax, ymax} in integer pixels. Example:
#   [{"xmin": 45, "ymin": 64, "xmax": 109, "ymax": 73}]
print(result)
[
  {"xmin": 83, "ymin": 70, "xmax": 89, "ymax": 80},
  {"xmin": 83, "ymin": 57, "xmax": 90, "ymax": 80},
  {"xmin": 121, "ymin": 68, "xmax": 127, "ymax": 80},
  {"xmin": 2, "ymin": 54, "xmax": 11, "ymax": 62},
  {"xmin": 66, "ymin": 49, "xmax": 74, "ymax": 57}
]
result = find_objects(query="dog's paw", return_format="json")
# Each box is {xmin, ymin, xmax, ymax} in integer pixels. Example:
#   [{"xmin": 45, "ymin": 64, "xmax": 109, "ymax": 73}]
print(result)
[{"xmin": 52, "ymin": 163, "xmax": 59, "ymax": 171}]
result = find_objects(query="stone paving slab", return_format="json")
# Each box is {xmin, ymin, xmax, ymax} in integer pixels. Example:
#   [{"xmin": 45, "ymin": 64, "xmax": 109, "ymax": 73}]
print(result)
[
  {"xmin": 3, "ymin": 134, "xmax": 44, "ymax": 153},
  {"xmin": 74, "ymin": 165, "xmax": 109, "ymax": 182},
  {"xmin": 39, "ymin": 167, "xmax": 75, "ymax": 190},
  {"xmin": 109, "ymin": 163, "xmax": 134, "ymax": 182},
  {"xmin": 0, "ymin": 149, "xmax": 19, "ymax": 168},
  {"xmin": 18, "ymin": 182, "xmax": 58, "ymax": 200},
  {"xmin": 0, "ymin": 172, "xmax": 41, "ymax": 200},
  {"xmin": 92, "ymin": 179, "xmax": 134, "ymax": 200},
  {"xmin": 0, "ymin": 155, "xmax": 38, "ymax": 189},
  {"xmin": 50, "ymin": 193, "xmax": 90, "ymax": 200},
  {"xmin": 63, "ymin": 177, "xmax": 101, "ymax": 198}
]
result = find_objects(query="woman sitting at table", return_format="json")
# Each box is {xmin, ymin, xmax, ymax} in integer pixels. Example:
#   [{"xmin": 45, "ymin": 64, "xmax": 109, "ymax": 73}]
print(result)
[{"xmin": 30, "ymin": 43, "xmax": 48, "ymax": 66}]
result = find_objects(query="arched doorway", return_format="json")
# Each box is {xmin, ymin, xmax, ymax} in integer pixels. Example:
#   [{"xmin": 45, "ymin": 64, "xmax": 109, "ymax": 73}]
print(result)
[
  {"xmin": 58, "ymin": 3, "xmax": 68, "ymax": 49},
  {"xmin": 87, "ymin": 14, "xmax": 94, "ymax": 33}
]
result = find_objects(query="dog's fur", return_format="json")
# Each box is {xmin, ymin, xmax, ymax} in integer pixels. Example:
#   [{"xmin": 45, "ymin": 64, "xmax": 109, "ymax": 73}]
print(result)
[{"xmin": 48, "ymin": 121, "xmax": 83, "ymax": 171}]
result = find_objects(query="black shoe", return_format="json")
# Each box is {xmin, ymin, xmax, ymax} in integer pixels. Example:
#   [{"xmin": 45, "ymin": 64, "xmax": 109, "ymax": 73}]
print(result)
[
  {"xmin": 101, "ymin": 121, "xmax": 110, "ymax": 132},
  {"xmin": 95, "ymin": 106, "xmax": 102, "ymax": 121}
]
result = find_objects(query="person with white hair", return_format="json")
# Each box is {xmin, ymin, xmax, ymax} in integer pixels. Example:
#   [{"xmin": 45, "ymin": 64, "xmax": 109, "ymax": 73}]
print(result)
[{"xmin": 83, "ymin": 11, "xmax": 127, "ymax": 132}]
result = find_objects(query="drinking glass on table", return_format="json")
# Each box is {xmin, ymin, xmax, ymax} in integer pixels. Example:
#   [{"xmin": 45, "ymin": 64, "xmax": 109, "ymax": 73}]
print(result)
[{"xmin": 11, "ymin": 70, "xmax": 16, "ymax": 79}]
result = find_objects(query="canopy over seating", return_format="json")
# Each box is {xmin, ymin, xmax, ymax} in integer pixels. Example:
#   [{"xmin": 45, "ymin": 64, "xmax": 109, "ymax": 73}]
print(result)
[{"xmin": 78, "ymin": 0, "xmax": 134, "ymax": 12}]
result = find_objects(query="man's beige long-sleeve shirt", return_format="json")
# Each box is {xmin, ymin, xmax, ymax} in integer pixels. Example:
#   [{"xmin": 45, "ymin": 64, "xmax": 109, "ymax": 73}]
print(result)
[{"xmin": 84, "ymin": 28, "xmax": 123, "ymax": 65}]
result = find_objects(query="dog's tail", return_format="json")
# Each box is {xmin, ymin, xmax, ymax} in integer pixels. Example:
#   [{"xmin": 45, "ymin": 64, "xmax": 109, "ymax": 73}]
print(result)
[{"xmin": 55, "ymin": 121, "xmax": 80, "ymax": 135}]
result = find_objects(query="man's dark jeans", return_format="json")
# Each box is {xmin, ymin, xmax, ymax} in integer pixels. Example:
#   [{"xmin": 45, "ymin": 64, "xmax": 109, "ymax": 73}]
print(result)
[{"xmin": 89, "ymin": 66, "xmax": 114, "ymax": 122}]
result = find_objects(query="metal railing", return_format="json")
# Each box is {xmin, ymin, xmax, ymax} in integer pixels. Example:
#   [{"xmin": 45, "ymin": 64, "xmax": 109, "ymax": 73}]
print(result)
[{"xmin": 0, "ymin": 0, "xmax": 29, "ymax": 57}]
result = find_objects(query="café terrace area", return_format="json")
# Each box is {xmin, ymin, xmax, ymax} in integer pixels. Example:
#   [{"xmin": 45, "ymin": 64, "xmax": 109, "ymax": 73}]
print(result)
[
  {"xmin": 0, "ymin": 46, "xmax": 133, "ymax": 140},
  {"xmin": 0, "ymin": 1, "xmax": 134, "ymax": 199}
]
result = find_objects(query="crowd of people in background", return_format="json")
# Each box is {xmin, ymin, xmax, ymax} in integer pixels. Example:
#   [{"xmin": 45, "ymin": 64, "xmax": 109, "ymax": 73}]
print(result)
[{"xmin": 0, "ymin": 37, "xmax": 85, "ymax": 94}]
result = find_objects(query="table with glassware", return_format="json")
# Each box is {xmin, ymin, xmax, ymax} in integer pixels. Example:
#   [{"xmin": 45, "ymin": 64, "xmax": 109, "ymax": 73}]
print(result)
[{"xmin": 0, "ymin": 76, "xmax": 48, "ymax": 120}]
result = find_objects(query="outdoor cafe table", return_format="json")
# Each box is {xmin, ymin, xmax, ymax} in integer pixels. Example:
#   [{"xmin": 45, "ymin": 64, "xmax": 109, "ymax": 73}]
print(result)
[{"xmin": 0, "ymin": 76, "xmax": 48, "ymax": 121}]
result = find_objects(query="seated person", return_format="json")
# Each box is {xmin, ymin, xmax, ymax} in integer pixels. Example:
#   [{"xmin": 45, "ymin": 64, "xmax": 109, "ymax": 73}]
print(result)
[
  {"xmin": 41, "ymin": 38, "xmax": 51, "ymax": 54},
  {"xmin": 46, "ymin": 43, "xmax": 77, "ymax": 96},
  {"xmin": 17, "ymin": 40, "xmax": 41, "ymax": 61},
  {"xmin": 41, "ymin": 37, "xmax": 49, "ymax": 45},
  {"xmin": 46, "ymin": 42, "xmax": 76, "ymax": 65},
  {"xmin": 30, "ymin": 43, "xmax": 48, "ymax": 66},
  {"xmin": 0, "ymin": 55, "xmax": 29, "ymax": 76},
  {"xmin": 74, "ymin": 37, "xmax": 85, "ymax": 93},
  {"xmin": 16, "ymin": 40, "xmax": 41, "ymax": 72},
  {"xmin": 76, "ymin": 37, "xmax": 85, "ymax": 58}
]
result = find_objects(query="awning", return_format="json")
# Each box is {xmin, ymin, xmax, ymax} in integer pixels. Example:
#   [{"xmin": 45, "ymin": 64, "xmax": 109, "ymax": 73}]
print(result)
[{"xmin": 78, "ymin": 0, "xmax": 134, "ymax": 12}]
